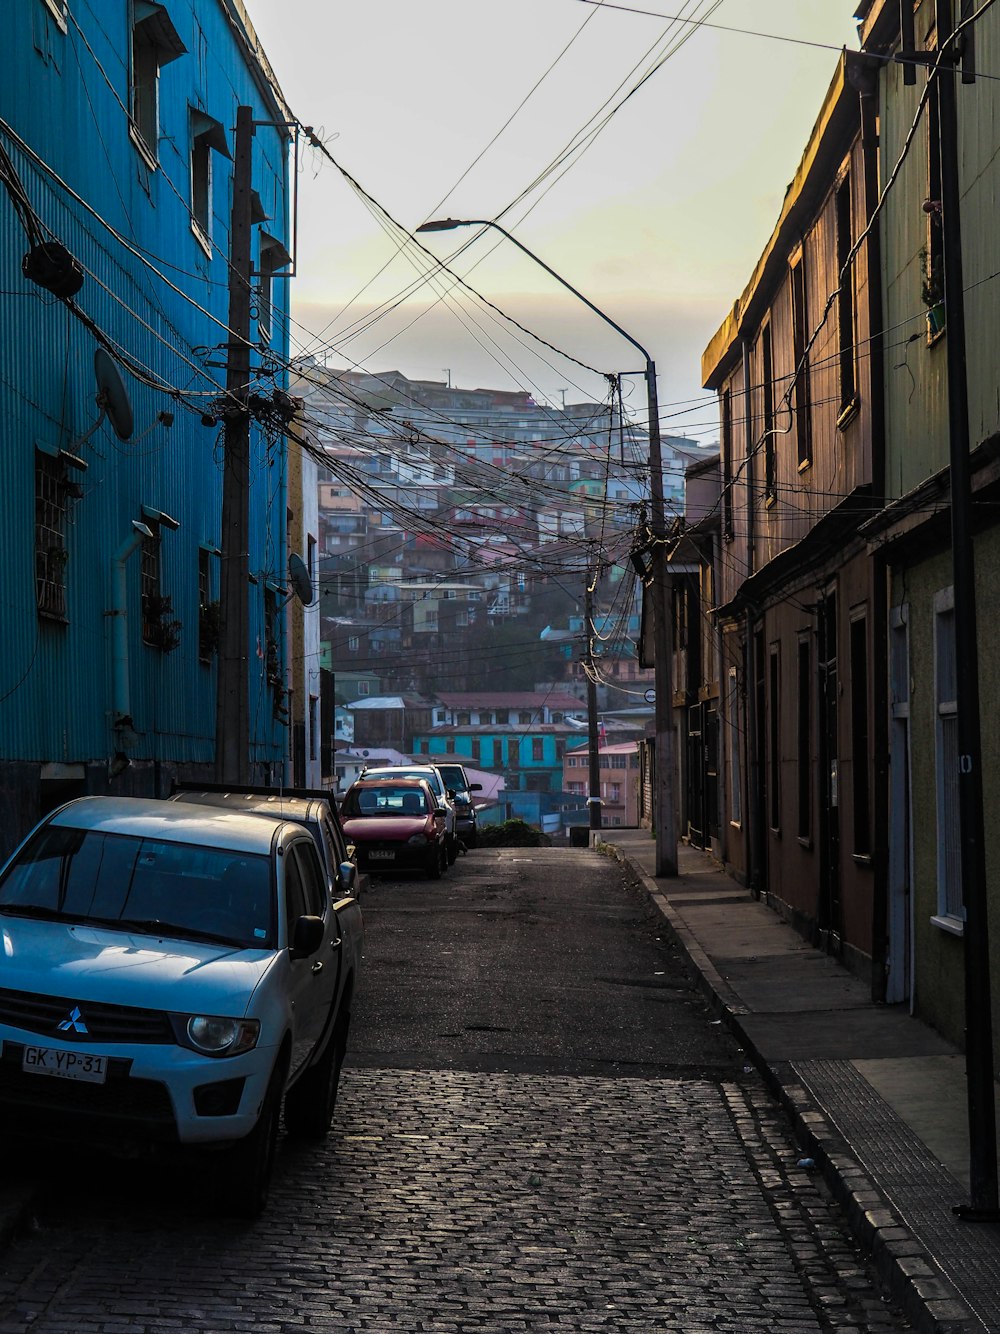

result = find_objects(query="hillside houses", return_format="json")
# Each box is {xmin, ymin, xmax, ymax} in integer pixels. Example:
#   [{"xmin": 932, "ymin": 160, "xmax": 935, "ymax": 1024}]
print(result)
[{"xmin": 292, "ymin": 360, "xmax": 706, "ymax": 699}]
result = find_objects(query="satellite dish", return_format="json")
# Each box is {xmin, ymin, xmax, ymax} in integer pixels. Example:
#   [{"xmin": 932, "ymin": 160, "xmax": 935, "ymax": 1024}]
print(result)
[
  {"xmin": 288, "ymin": 552, "xmax": 314, "ymax": 606},
  {"xmin": 93, "ymin": 348, "xmax": 134, "ymax": 441}
]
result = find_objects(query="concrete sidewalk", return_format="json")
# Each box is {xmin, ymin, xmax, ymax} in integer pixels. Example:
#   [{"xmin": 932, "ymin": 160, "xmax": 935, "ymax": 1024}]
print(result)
[{"xmin": 598, "ymin": 829, "xmax": 1000, "ymax": 1334}]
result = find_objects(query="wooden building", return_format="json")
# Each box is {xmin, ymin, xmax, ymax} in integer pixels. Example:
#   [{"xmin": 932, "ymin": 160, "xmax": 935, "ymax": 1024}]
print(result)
[{"xmin": 701, "ymin": 51, "xmax": 884, "ymax": 988}]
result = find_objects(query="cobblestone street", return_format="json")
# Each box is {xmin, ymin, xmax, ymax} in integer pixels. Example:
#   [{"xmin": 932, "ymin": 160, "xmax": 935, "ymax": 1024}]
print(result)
[
  {"xmin": 0, "ymin": 852, "xmax": 913, "ymax": 1332},
  {"xmin": 0, "ymin": 1068, "xmax": 909, "ymax": 1333}
]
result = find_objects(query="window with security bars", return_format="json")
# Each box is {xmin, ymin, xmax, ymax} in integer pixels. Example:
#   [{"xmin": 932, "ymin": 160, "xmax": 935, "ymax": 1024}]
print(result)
[
  {"xmin": 934, "ymin": 591, "xmax": 962, "ymax": 923},
  {"xmin": 140, "ymin": 525, "xmax": 162, "ymax": 644},
  {"xmin": 197, "ymin": 547, "xmax": 216, "ymax": 663},
  {"xmin": 35, "ymin": 453, "xmax": 69, "ymax": 621}
]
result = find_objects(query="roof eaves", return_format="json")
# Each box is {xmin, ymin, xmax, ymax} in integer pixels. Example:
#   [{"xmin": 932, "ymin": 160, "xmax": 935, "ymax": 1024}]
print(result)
[{"xmin": 217, "ymin": 0, "xmax": 293, "ymax": 131}]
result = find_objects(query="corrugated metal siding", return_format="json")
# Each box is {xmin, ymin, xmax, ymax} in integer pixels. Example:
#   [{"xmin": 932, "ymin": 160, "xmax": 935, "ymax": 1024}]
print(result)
[
  {"xmin": 0, "ymin": 1, "xmax": 292, "ymax": 776},
  {"xmin": 960, "ymin": 12, "xmax": 1000, "ymax": 452},
  {"xmin": 879, "ymin": 46, "xmax": 949, "ymax": 499}
]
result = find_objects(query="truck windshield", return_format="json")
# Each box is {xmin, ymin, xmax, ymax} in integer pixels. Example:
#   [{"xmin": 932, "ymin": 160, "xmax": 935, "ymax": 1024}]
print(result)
[{"xmin": 0, "ymin": 825, "xmax": 275, "ymax": 948}]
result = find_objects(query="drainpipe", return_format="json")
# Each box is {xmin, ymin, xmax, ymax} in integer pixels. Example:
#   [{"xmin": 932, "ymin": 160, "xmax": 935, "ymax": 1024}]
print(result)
[{"xmin": 109, "ymin": 520, "xmax": 153, "ymax": 739}]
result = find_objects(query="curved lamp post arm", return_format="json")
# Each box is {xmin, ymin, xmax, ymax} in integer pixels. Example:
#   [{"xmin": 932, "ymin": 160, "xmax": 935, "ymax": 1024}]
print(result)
[{"xmin": 418, "ymin": 218, "xmax": 651, "ymax": 368}]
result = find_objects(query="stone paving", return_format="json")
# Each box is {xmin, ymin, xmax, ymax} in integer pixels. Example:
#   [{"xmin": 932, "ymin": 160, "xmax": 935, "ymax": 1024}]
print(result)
[{"xmin": 0, "ymin": 1069, "xmax": 910, "ymax": 1333}]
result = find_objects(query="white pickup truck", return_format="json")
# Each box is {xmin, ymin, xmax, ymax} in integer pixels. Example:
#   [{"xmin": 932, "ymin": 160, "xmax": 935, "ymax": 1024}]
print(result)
[{"xmin": 0, "ymin": 795, "xmax": 364, "ymax": 1216}]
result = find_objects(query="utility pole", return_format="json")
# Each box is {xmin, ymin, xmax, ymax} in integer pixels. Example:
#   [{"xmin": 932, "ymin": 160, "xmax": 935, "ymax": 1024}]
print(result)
[
  {"xmin": 215, "ymin": 105, "xmax": 254, "ymax": 784},
  {"xmin": 934, "ymin": 0, "xmax": 998, "ymax": 1219},
  {"xmin": 646, "ymin": 363, "xmax": 678, "ymax": 876},
  {"xmin": 415, "ymin": 215, "xmax": 678, "ymax": 874},
  {"xmin": 585, "ymin": 565, "xmax": 602, "ymax": 833}
]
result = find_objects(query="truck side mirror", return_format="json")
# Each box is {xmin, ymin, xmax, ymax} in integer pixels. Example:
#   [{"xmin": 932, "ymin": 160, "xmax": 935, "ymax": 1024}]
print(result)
[{"xmin": 290, "ymin": 915, "xmax": 324, "ymax": 958}]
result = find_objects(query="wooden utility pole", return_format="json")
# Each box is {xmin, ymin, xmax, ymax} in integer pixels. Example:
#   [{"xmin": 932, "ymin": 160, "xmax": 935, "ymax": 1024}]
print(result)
[
  {"xmin": 414, "ymin": 215, "xmax": 677, "ymax": 872},
  {"xmin": 585, "ymin": 567, "xmax": 602, "ymax": 833},
  {"xmin": 933, "ymin": 0, "xmax": 998, "ymax": 1218},
  {"xmin": 215, "ymin": 105, "xmax": 255, "ymax": 784},
  {"xmin": 646, "ymin": 362, "xmax": 678, "ymax": 876}
]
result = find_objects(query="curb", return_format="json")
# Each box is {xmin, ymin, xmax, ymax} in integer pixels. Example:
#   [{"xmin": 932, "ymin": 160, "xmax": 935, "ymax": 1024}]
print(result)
[{"xmin": 599, "ymin": 838, "xmax": 977, "ymax": 1334}]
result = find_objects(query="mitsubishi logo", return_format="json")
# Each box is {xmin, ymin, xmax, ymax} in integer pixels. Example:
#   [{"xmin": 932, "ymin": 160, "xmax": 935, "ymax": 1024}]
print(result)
[{"xmin": 56, "ymin": 1005, "xmax": 89, "ymax": 1035}]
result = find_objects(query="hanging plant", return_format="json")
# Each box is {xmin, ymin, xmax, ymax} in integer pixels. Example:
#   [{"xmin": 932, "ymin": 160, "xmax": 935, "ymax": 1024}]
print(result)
[
  {"xmin": 198, "ymin": 599, "xmax": 221, "ymax": 659},
  {"xmin": 143, "ymin": 593, "xmax": 182, "ymax": 653},
  {"xmin": 920, "ymin": 247, "xmax": 945, "ymax": 308},
  {"xmin": 919, "ymin": 248, "xmax": 946, "ymax": 337},
  {"xmin": 265, "ymin": 635, "xmax": 281, "ymax": 687}
]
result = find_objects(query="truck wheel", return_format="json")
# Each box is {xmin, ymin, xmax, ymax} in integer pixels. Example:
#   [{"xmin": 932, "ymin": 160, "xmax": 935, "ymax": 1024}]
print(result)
[
  {"xmin": 446, "ymin": 834, "xmax": 458, "ymax": 866},
  {"xmin": 220, "ymin": 1060, "xmax": 285, "ymax": 1218},
  {"xmin": 284, "ymin": 1003, "xmax": 350, "ymax": 1140}
]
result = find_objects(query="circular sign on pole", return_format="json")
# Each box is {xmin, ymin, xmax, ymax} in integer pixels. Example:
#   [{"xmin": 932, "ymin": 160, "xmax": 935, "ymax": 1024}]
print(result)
[{"xmin": 644, "ymin": 688, "xmax": 656, "ymax": 704}]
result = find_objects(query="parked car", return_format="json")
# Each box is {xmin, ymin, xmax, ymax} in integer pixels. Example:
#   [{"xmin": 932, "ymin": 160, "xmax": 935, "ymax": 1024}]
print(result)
[
  {"xmin": 0, "ymin": 796, "xmax": 363, "ymax": 1217},
  {"xmin": 340, "ymin": 778, "xmax": 449, "ymax": 879},
  {"xmin": 170, "ymin": 783, "xmax": 367, "ymax": 898},
  {"xmin": 359, "ymin": 764, "xmax": 458, "ymax": 864},
  {"xmin": 434, "ymin": 762, "xmax": 483, "ymax": 850}
]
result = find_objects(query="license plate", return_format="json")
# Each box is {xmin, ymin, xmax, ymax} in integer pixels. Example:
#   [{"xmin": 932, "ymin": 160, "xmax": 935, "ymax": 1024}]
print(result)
[
  {"xmin": 368, "ymin": 850, "xmax": 396, "ymax": 861},
  {"xmin": 21, "ymin": 1045, "xmax": 108, "ymax": 1084}
]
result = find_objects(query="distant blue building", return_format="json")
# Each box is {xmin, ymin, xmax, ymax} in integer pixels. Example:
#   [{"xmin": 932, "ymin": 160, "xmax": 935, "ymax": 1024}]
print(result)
[
  {"xmin": 412, "ymin": 690, "xmax": 586, "ymax": 794},
  {"xmin": 0, "ymin": 2, "xmax": 294, "ymax": 851}
]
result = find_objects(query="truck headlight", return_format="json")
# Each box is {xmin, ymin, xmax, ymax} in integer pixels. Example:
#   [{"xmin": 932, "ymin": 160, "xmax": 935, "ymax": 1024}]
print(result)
[{"xmin": 173, "ymin": 1015, "xmax": 260, "ymax": 1057}]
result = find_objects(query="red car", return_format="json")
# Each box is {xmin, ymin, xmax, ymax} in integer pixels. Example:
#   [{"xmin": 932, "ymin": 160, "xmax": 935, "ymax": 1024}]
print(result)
[{"xmin": 340, "ymin": 778, "xmax": 449, "ymax": 879}]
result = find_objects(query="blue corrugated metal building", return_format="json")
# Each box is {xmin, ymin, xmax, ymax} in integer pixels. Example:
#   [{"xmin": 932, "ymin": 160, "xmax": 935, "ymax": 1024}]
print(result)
[{"xmin": 0, "ymin": 1, "xmax": 295, "ymax": 854}]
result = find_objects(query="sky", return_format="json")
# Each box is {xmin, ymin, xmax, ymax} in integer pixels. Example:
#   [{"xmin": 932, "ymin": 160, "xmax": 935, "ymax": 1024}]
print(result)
[{"xmin": 243, "ymin": 0, "xmax": 863, "ymax": 443}]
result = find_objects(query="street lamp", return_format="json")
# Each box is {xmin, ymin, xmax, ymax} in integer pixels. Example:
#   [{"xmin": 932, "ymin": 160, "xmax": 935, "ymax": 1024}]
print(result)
[{"xmin": 416, "ymin": 217, "xmax": 678, "ymax": 875}]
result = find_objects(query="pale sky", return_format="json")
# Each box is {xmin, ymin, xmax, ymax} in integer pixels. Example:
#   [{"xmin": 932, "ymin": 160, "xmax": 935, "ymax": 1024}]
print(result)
[{"xmin": 244, "ymin": 1, "xmax": 862, "ymax": 440}]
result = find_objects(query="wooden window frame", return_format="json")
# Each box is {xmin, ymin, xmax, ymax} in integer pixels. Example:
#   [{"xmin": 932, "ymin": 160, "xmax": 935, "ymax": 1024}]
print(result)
[
  {"xmin": 835, "ymin": 170, "xmax": 858, "ymax": 422},
  {"xmin": 933, "ymin": 587, "xmax": 963, "ymax": 930},
  {"xmin": 796, "ymin": 635, "xmax": 812, "ymax": 843},
  {"xmin": 849, "ymin": 611, "xmax": 872, "ymax": 860},
  {"xmin": 768, "ymin": 643, "xmax": 781, "ymax": 834},
  {"xmin": 790, "ymin": 249, "xmax": 813, "ymax": 470}
]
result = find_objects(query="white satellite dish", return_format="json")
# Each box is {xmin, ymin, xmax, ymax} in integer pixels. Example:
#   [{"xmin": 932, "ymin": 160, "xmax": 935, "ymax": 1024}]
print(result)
[
  {"xmin": 93, "ymin": 348, "xmax": 134, "ymax": 441},
  {"xmin": 287, "ymin": 552, "xmax": 314, "ymax": 606},
  {"xmin": 74, "ymin": 349, "xmax": 134, "ymax": 448}
]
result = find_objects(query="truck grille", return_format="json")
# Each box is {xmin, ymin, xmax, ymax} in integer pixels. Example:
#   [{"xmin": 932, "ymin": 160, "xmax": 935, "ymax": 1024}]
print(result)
[{"xmin": 0, "ymin": 987, "xmax": 173, "ymax": 1043}]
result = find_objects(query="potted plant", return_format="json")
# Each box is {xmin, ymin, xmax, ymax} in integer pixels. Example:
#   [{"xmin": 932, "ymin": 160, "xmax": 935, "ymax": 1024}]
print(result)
[
  {"xmin": 198, "ymin": 598, "xmax": 221, "ymax": 660},
  {"xmin": 142, "ymin": 593, "xmax": 182, "ymax": 653},
  {"xmin": 920, "ymin": 247, "xmax": 945, "ymax": 335}
]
